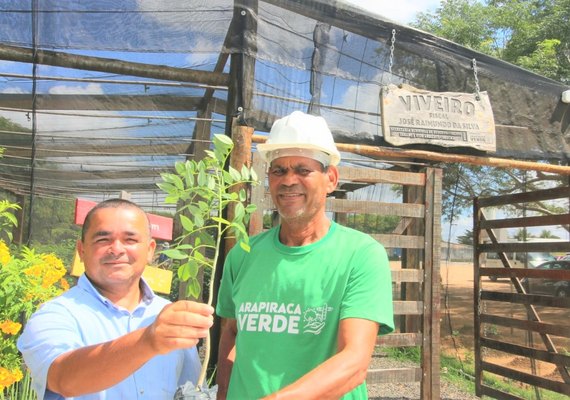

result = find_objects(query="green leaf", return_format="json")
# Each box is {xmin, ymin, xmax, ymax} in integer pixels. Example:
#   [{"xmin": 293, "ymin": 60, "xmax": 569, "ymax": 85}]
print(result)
[
  {"xmin": 231, "ymin": 222, "xmax": 247, "ymax": 237},
  {"xmin": 204, "ymin": 149, "xmax": 216, "ymax": 159},
  {"xmin": 207, "ymin": 175, "xmax": 216, "ymax": 190},
  {"xmin": 241, "ymin": 164, "xmax": 250, "ymax": 180},
  {"xmin": 175, "ymin": 161, "xmax": 186, "ymax": 175},
  {"xmin": 213, "ymin": 133, "xmax": 233, "ymax": 153},
  {"xmin": 245, "ymin": 204, "xmax": 257, "ymax": 213},
  {"xmin": 184, "ymin": 168, "xmax": 195, "ymax": 188},
  {"xmin": 240, "ymin": 241, "xmax": 251, "ymax": 252},
  {"xmin": 163, "ymin": 249, "xmax": 188, "ymax": 260},
  {"xmin": 212, "ymin": 216, "xmax": 229, "ymax": 225},
  {"xmin": 251, "ymin": 167, "xmax": 258, "ymax": 182},
  {"xmin": 198, "ymin": 232, "xmax": 215, "ymax": 247},
  {"xmin": 198, "ymin": 201, "xmax": 210, "ymax": 212},
  {"xmin": 234, "ymin": 202, "xmax": 245, "ymax": 221},
  {"xmin": 197, "ymin": 168, "xmax": 207, "ymax": 187},
  {"xmin": 164, "ymin": 195, "xmax": 179, "ymax": 204},
  {"xmin": 187, "ymin": 278, "xmax": 201, "ymax": 299},
  {"xmin": 186, "ymin": 259, "xmax": 200, "ymax": 278},
  {"xmin": 229, "ymin": 166, "xmax": 241, "ymax": 181},
  {"xmin": 156, "ymin": 182, "xmax": 176, "ymax": 195},
  {"xmin": 239, "ymin": 188, "xmax": 247, "ymax": 202},
  {"xmin": 179, "ymin": 214, "xmax": 194, "ymax": 232},
  {"xmin": 185, "ymin": 204, "xmax": 201, "ymax": 216},
  {"xmin": 222, "ymin": 170, "xmax": 234, "ymax": 184},
  {"xmin": 178, "ymin": 263, "xmax": 191, "ymax": 281},
  {"xmin": 193, "ymin": 213, "xmax": 204, "ymax": 228},
  {"xmin": 3, "ymin": 213, "xmax": 17, "ymax": 226}
]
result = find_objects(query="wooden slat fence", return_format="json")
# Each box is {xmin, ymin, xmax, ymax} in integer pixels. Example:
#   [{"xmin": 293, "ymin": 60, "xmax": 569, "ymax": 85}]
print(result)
[{"xmin": 474, "ymin": 187, "xmax": 570, "ymax": 399}]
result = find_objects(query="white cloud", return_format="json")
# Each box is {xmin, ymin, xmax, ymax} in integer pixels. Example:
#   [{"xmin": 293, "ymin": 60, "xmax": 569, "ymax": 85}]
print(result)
[
  {"xmin": 1, "ymin": 86, "xmax": 25, "ymax": 94},
  {"xmin": 344, "ymin": 0, "xmax": 439, "ymax": 24},
  {"xmin": 49, "ymin": 83, "xmax": 104, "ymax": 95}
]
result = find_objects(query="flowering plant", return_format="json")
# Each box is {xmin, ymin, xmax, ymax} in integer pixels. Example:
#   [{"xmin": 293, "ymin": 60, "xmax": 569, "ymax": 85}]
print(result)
[{"xmin": 0, "ymin": 201, "xmax": 69, "ymax": 397}]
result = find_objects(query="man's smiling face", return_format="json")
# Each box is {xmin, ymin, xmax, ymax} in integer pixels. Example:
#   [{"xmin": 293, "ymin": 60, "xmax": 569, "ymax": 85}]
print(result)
[{"xmin": 268, "ymin": 156, "xmax": 337, "ymax": 224}]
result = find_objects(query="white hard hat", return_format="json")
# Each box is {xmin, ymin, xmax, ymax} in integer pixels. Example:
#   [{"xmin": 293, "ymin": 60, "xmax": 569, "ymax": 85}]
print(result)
[{"xmin": 257, "ymin": 111, "xmax": 341, "ymax": 166}]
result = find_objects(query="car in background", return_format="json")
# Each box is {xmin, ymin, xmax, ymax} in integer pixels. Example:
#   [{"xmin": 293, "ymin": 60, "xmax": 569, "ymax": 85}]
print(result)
[
  {"xmin": 486, "ymin": 251, "xmax": 556, "ymax": 281},
  {"xmin": 521, "ymin": 260, "xmax": 570, "ymax": 297}
]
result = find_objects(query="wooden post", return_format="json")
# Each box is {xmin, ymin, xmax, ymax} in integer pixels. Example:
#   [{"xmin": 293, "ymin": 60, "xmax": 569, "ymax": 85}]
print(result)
[
  {"xmin": 225, "ymin": 120, "xmax": 253, "ymax": 255},
  {"xmin": 420, "ymin": 167, "xmax": 441, "ymax": 400}
]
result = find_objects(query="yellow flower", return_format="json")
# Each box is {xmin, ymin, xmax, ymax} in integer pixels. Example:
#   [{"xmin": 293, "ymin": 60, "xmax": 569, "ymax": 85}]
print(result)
[
  {"xmin": 42, "ymin": 253, "xmax": 66, "ymax": 275},
  {"xmin": 0, "ymin": 320, "xmax": 22, "ymax": 335},
  {"xmin": 0, "ymin": 239, "xmax": 10, "ymax": 265},
  {"xmin": 59, "ymin": 278, "xmax": 70, "ymax": 291},
  {"xmin": 0, "ymin": 366, "xmax": 22, "ymax": 391},
  {"xmin": 24, "ymin": 265, "xmax": 42, "ymax": 277}
]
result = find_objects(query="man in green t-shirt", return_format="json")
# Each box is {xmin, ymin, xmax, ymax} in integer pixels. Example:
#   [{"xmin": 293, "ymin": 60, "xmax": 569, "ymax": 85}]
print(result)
[{"xmin": 216, "ymin": 111, "xmax": 394, "ymax": 399}]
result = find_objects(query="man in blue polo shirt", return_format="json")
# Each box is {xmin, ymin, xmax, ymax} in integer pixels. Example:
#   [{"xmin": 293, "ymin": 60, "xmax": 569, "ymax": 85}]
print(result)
[{"xmin": 18, "ymin": 198, "xmax": 214, "ymax": 400}]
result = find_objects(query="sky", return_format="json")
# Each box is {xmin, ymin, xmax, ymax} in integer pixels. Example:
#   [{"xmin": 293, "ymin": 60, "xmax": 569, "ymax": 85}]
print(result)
[{"xmin": 344, "ymin": 0, "xmax": 440, "ymax": 24}]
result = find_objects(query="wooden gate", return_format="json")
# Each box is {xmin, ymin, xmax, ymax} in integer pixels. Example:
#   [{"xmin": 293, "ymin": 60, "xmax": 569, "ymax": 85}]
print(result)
[
  {"xmin": 474, "ymin": 187, "xmax": 570, "ymax": 399},
  {"xmin": 248, "ymin": 152, "xmax": 442, "ymax": 398}
]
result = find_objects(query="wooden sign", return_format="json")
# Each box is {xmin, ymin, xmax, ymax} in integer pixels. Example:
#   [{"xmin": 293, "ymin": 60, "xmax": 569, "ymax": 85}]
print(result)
[{"xmin": 381, "ymin": 84, "xmax": 496, "ymax": 152}]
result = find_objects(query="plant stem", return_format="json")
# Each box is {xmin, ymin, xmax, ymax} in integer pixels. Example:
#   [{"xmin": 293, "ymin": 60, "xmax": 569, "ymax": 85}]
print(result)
[{"xmin": 196, "ymin": 165, "xmax": 225, "ymax": 389}]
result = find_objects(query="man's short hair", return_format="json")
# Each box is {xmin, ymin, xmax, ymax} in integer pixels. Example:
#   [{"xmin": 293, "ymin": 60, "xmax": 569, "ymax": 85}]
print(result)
[{"xmin": 81, "ymin": 198, "xmax": 150, "ymax": 241}]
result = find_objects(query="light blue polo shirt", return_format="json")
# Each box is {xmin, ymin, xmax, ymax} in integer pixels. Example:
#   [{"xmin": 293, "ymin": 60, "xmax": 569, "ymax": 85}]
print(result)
[{"xmin": 17, "ymin": 274, "xmax": 201, "ymax": 400}]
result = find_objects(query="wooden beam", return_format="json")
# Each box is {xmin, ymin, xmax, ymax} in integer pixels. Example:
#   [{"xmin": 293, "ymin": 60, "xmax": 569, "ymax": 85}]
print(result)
[
  {"xmin": 0, "ymin": 44, "xmax": 229, "ymax": 87},
  {"xmin": 252, "ymin": 134, "xmax": 570, "ymax": 175}
]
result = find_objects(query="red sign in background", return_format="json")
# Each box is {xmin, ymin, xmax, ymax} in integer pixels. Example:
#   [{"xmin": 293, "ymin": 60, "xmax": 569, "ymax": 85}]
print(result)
[{"xmin": 74, "ymin": 198, "xmax": 173, "ymax": 241}]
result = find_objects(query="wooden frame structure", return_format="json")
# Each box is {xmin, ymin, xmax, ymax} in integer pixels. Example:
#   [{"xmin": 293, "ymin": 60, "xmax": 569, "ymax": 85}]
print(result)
[{"xmin": 474, "ymin": 187, "xmax": 570, "ymax": 398}]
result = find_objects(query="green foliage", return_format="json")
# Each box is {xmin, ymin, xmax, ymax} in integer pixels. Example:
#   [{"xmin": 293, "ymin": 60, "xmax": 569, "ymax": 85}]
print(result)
[
  {"xmin": 413, "ymin": 0, "xmax": 570, "ymax": 84},
  {"xmin": 342, "ymin": 214, "xmax": 400, "ymax": 234},
  {"xmin": 456, "ymin": 229, "xmax": 474, "ymax": 245},
  {"xmin": 512, "ymin": 228, "xmax": 536, "ymax": 241},
  {"xmin": 539, "ymin": 229, "xmax": 559, "ymax": 239},
  {"xmin": 0, "ymin": 201, "xmax": 21, "ymax": 243},
  {"xmin": 413, "ymin": 0, "xmax": 496, "ymax": 54},
  {"xmin": 441, "ymin": 162, "xmax": 568, "ymax": 225},
  {"xmin": 0, "ymin": 199, "xmax": 68, "ymax": 396},
  {"xmin": 28, "ymin": 197, "xmax": 79, "ymax": 266},
  {"xmin": 0, "ymin": 116, "xmax": 31, "ymax": 133},
  {"xmin": 157, "ymin": 133, "xmax": 258, "ymax": 301},
  {"xmin": 516, "ymin": 39, "xmax": 562, "ymax": 79}
]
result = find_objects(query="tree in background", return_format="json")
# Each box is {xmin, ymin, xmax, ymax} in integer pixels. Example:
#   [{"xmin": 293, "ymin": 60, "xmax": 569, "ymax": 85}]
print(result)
[
  {"xmin": 413, "ymin": 0, "xmax": 570, "ymax": 83},
  {"xmin": 413, "ymin": 1, "xmax": 569, "ymax": 236},
  {"xmin": 456, "ymin": 229, "xmax": 474, "ymax": 246}
]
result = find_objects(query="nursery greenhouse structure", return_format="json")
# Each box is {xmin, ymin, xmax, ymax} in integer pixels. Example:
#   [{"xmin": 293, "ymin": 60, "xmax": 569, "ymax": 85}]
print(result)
[{"xmin": 1, "ymin": 1, "xmax": 569, "ymax": 399}]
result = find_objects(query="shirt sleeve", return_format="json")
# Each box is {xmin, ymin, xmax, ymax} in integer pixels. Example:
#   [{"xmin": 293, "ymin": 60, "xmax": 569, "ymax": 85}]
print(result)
[
  {"xmin": 17, "ymin": 301, "xmax": 84, "ymax": 400},
  {"xmin": 215, "ymin": 247, "xmax": 242, "ymax": 319},
  {"xmin": 340, "ymin": 238, "xmax": 395, "ymax": 335}
]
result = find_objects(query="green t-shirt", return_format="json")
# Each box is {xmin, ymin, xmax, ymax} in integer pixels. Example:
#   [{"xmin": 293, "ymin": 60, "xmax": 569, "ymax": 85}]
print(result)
[{"xmin": 216, "ymin": 221, "xmax": 394, "ymax": 399}]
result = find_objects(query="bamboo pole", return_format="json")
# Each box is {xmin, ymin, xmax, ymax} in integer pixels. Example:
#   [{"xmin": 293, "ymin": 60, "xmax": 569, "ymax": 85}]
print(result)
[
  {"xmin": 0, "ymin": 44, "xmax": 229, "ymax": 87},
  {"xmin": 252, "ymin": 134, "xmax": 570, "ymax": 175}
]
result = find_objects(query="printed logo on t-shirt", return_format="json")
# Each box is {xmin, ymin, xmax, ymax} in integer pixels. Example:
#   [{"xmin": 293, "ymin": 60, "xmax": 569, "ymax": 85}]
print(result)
[
  {"xmin": 303, "ymin": 304, "xmax": 333, "ymax": 335},
  {"xmin": 237, "ymin": 301, "xmax": 333, "ymax": 335}
]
